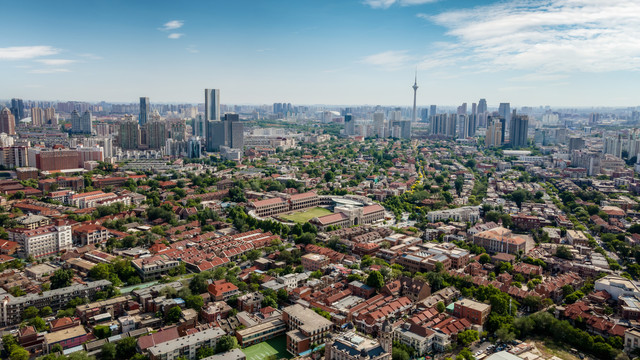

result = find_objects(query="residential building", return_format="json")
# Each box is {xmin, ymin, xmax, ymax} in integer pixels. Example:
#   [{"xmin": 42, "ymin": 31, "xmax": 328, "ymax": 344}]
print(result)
[
  {"xmin": 283, "ymin": 304, "xmax": 333, "ymax": 355},
  {"xmin": 323, "ymin": 329, "xmax": 392, "ymax": 360},
  {"xmin": 301, "ymin": 253, "xmax": 329, "ymax": 272},
  {"xmin": 43, "ymin": 325, "xmax": 89, "ymax": 353},
  {"xmin": 8, "ymin": 222, "xmax": 72, "ymax": 258},
  {"xmin": 132, "ymin": 255, "xmax": 180, "ymax": 281},
  {"xmin": 147, "ymin": 327, "xmax": 226, "ymax": 360},
  {"xmin": 453, "ymin": 299, "xmax": 491, "ymax": 326},
  {"xmin": 0, "ymin": 107, "xmax": 16, "ymax": 135},
  {"xmin": 235, "ymin": 319, "xmax": 287, "ymax": 347},
  {"xmin": 208, "ymin": 280, "xmax": 240, "ymax": 301},
  {"xmin": 139, "ymin": 97, "xmax": 150, "ymax": 126},
  {"xmin": 70, "ymin": 110, "xmax": 92, "ymax": 134},
  {"xmin": 472, "ymin": 226, "xmax": 530, "ymax": 254}
]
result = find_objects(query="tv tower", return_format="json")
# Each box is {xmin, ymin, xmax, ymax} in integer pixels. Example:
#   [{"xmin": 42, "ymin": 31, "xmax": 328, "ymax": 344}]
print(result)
[{"xmin": 412, "ymin": 70, "xmax": 418, "ymax": 123}]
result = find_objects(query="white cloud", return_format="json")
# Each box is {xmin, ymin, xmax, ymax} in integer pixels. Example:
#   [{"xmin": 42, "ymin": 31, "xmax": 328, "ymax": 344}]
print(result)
[
  {"xmin": 29, "ymin": 68, "xmax": 71, "ymax": 74},
  {"xmin": 0, "ymin": 46, "xmax": 59, "ymax": 60},
  {"xmin": 36, "ymin": 59, "xmax": 76, "ymax": 66},
  {"xmin": 363, "ymin": 0, "xmax": 437, "ymax": 9},
  {"xmin": 421, "ymin": 0, "xmax": 640, "ymax": 74},
  {"xmin": 186, "ymin": 45, "xmax": 199, "ymax": 53},
  {"xmin": 168, "ymin": 33, "xmax": 184, "ymax": 39},
  {"xmin": 360, "ymin": 50, "xmax": 415, "ymax": 71},
  {"xmin": 160, "ymin": 20, "xmax": 184, "ymax": 31}
]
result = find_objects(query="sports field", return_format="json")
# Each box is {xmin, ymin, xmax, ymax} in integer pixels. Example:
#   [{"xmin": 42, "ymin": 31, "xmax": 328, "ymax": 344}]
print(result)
[
  {"xmin": 242, "ymin": 335, "xmax": 291, "ymax": 360},
  {"xmin": 280, "ymin": 207, "xmax": 332, "ymax": 223}
]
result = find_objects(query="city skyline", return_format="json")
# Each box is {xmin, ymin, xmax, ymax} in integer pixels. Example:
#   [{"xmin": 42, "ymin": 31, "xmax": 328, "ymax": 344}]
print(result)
[{"xmin": 1, "ymin": 0, "xmax": 639, "ymax": 107}]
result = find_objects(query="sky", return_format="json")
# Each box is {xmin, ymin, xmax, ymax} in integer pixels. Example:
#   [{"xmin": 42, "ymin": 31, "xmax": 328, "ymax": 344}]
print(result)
[{"xmin": 1, "ymin": 0, "xmax": 639, "ymax": 107}]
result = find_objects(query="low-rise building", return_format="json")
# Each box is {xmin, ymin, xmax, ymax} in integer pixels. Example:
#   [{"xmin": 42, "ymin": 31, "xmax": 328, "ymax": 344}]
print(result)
[
  {"xmin": 208, "ymin": 280, "xmax": 239, "ymax": 301},
  {"xmin": 283, "ymin": 304, "xmax": 333, "ymax": 355},
  {"xmin": 301, "ymin": 253, "xmax": 329, "ymax": 272},
  {"xmin": 147, "ymin": 327, "xmax": 226, "ymax": 360},
  {"xmin": 453, "ymin": 298, "xmax": 491, "ymax": 326},
  {"xmin": 132, "ymin": 255, "xmax": 180, "ymax": 281},
  {"xmin": 43, "ymin": 325, "xmax": 89, "ymax": 353}
]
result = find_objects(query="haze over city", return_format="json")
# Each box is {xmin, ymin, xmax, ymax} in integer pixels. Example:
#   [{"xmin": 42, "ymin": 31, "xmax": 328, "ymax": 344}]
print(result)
[{"xmin": 2, "ymin": 0, "xmax": 640, "ymax": 106}]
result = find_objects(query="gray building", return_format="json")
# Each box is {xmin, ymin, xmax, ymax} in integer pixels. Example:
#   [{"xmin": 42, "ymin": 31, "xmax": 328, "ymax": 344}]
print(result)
[
  {"xmin": 205, "ymin": 89, "xmax": 220, "ymax": 121},
  {"xmin": 207, "ymin": 113, "xmax": 243, "ymax": 152},
  {"xmin": 509, "ymin": 114, "xmax": 529, "ymax": 149},
  {"xmin": 70, "ymin": 110, "xmax": 93, "ymax": 134}
]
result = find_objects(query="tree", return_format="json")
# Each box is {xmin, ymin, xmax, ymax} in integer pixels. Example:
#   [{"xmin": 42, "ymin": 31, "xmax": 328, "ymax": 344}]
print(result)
[
  {"xmin": 496, "ymin": 327, "xmax": 516, "ymax": 342},
  {"xmin": 22, "ymin": 306, "xmax": 38, "ymax": 319},
  {"xmin": 435, "ymin": 262, "xmax": 444, "ymax": 273},
  {"xmin": 458, "ymin": 329, "xmax": 479, "ymax": 346},
  {"xmin": 9, "ymin": 347, "xmax": 29, "ymax": 360},
  {"xmin": 94, "ymin": 325, "xmax": 112, "ymax": 339},
  {"xmin": 28, "ymin": 316, "xmax": 47, "ymax": 332},
  {"xmin": 51, "ymin": 343, "xmax": 64, "ymax": 353},
  {"xmin": 437, "ymin": 301, "xmax": 446, "ymax": 313},
  {"xmin": 39, "ymin": 306, "xmax": 52, "ymax": 317},
  {"xmin": 479, "ymin": 253, "xmax": 491, "ymax": 264},
  {"xmin": 457, "ymin": 348, "xmax": 474, "ymax": 360},
  {"xmin": 183, "ymin": 294, "xmax": 203, "ymax": 311},
  {"xmin": 116, "ymin": 336, "xmax": 138, "ymax": 359},
  {"xmin": 50, "ymin": 269, "xmax": 73, "ymax": 289},
  {"xmin": 555, "ymin": 245, "xmax": 574, "ymax": 260},
  {"xmin": 165, "ymin": 306, "xmax": 182, "ymax": 324},
  {"xmin": 392, "ymin": 348, "xmax": 410, "ymax": 360},
  {"xmin": 100, "ymin": 342, "xmax": 117, "ymax": 360},
  {"xmin": 196, "ymin": 346, "xmax": 215, "ymax": 359},
  {"xmin": 366, "ymin": 270, "xmax": 385, "ymax": 290},
  {"xmin": 214, "ymin": 335, "xmax": 238, "ymax": 354}
]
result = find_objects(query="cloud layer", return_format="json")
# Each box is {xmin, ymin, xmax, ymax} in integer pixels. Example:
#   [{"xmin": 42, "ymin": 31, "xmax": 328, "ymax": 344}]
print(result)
[
  {"xmin": 363, "ymin": 0, "xmax": 437, "ymax": 9},
  {"xmin": 160, "ymin": 20, "xmax": 184, "ymax": 31},
  {"xmin": 360, "ymin": 50, "xmax": 415, "ymax": 70},
  {"xmin": 420, "ymin": 0, "xmax": 640, "ymax": 74},
  {"xmin": 0, "ymin": 46, "xmax": 59, "ymax": 60}
]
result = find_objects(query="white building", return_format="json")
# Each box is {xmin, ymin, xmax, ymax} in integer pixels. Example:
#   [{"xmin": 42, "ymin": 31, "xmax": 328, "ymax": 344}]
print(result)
[{"xmin": 9, "ymin": 223, "xmax": 72, "ymax": 258}]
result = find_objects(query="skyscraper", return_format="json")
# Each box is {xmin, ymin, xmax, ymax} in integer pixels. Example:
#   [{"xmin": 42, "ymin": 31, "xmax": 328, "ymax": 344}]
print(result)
[
  {"xmin": 373, "ymin": 112, "xmax": 386, "ymax": 138},
  {"xmin": 10, "ymin": 98, "xmax": 24, "ymax": 125},
  {"xmin": 139, "ymin": 97, "xmax": 150, "ymax": 126},
  {"xmin": 31, "ymin": 107, "xmax": 44, "ymax": 127},
  {"xmin": 478, "ymin": 99, "xmax": 487, "ymax": 114},
  {"xmin": 0, "ymin": 107, "xmax": 16, "ymax": 135},
  {"xmin": 471, "ymin": 103, "xmax": 477, "ymax": 115},
  {"xmin": 192, "ymin": 114, "xmax": 206, "ymax": 137},
  {"xmin": 485, "ymin": 121, "xmax": 503, "ymax": 147},
  {"xmin": 344, "ymin": 114, "xmax": 355, "ymax": 136},
  {"xmin": 70, "ymin": 110, "xmax": 93, "ymax": 134},
  {"xmin": 429, "ymin": 105, "xmax": 437, "ymax": 119},
  {"xmin": 145, "ymin": 120, "xmax": 166, "ymax": 149},
  {"xmin": 509, "ymin": 115, "xmax": 529, "ymax": 149},
  {"xmin": 498, "ymin": 103, "xmax": 511, "ymax": 131},
  {"xmin": 118, "ymin": 120, "xmax": 140, "ymax": 150},
  {"xmin": 205, "ymin": 89, "xmax": 220, "ymax": 121}
]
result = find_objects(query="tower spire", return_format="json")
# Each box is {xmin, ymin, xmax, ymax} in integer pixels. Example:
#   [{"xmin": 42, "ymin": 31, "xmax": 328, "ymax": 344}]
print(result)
[{"xmin": 411, "ymin": 69, "xmax": 418, "ymax": 124}]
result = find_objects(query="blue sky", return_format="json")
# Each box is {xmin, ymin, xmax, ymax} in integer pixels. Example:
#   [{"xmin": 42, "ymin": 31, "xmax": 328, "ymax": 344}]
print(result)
[{"xmin": 1, "ymin": 0, "xmax": 639, "ymax": 107}]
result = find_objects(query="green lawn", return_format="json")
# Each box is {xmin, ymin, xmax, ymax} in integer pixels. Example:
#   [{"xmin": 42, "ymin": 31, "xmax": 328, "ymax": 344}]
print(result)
[
  {"xmin": 280, "ymin": 207, "xmax": 332, "ymax": 223},
  {"xmin": 242, "ymin": 335, "xmax": 291, "ymax": 360}
]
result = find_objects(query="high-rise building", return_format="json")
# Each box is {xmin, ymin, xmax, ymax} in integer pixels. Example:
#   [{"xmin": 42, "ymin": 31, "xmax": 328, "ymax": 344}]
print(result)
[
  {"xmin": 569, "ymin": 137, "xmax": 586, "ymax": 152},
  {"xmin": 207, "ymin": 113, "xmax": 244, "ymax": 152},
  {"xmin": 10, "ymin": 98, "xmax": 24, "ymax": 125},
  {"xmin": 145, "ymin": 120, "xmax": 166, "ymax": 149},
  {"xmin": 429, "ymin": 105, "xmax": 437, "ymax": 119},
  {"xmin": 478, "ymin": 99, "xmax": 487, "ymax": 114},
  {"xmin": 488, "ymin": 116, "xmax": 506, "ymax": 143},
  {"xmin": 485, "ymin": 121, "xmax": 503, "ymax": 147},
  {"xmin": 373, "ymin": 112, "xmax": 386, "ymax": 138},
  {"xmin": 188, "ymin": 137, "xmax": 201, "ymax": 158},
  {"xmin": 36, "ymin": 149, "xmax": 80, "ymax": 171},
  {"xmin": 472, "ymin": 103, "xmax": 477, "ymax": 115},
  {"xmin": 168, "ymin": 119, "xmax": 186, "ymax": 141},
  {"xmin": 498, "ymin": 103, "xmax": 511, "ymax": 132},
  {"xmin": 118, "ymin": 120, "xmax": 140, "ymax": 150},
  {"xmin": 44, "ymin": 107, "xmax": 56, "ymax": 125},
  {"xmin": 457, "ymin": 103, "xmax": 467, "ymax": 115},
  {"xmin": 0, "ymin": 107, "xmax": 16, "ymax": 135},
  {"xmin": 70, "ymin": 110, "xmax": 93, "ymax": 134},
  {"xmin": 205, "ymin": 89, "xmax": 220, "ymax": 121},
  {"xmin": 344, "ymin": 114, "xmax": 355, "ymax": 136},
  {"xmin": 31, "ymin": 107, "xmax": 44, "ymax": 127},
  {"xmin": 509, "ymin": 114, "xmax": 529, "ymax": 149},
  {"xmin": 139, "ymin": 97, "xmax": 150, "ymax": 126},
  {"xmin": 192, "ymin": 114, "xmax": 206, "ymax": 137}
]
